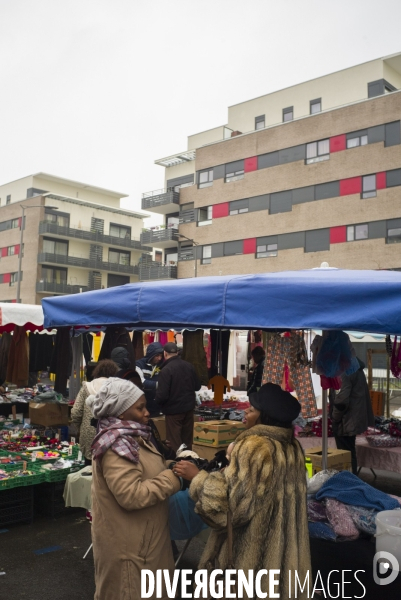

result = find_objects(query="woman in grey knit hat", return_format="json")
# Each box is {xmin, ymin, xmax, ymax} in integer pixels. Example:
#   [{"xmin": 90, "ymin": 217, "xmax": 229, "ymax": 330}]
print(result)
[{"xmin": 86, "ymin": 377, "xmax": 182, "ymax": 600}]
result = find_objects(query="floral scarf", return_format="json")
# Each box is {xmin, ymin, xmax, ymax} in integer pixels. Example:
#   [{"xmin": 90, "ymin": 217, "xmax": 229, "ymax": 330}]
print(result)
[{"xmin": 91, "ymin": 416, "xmax": 151, "ymax": 464}]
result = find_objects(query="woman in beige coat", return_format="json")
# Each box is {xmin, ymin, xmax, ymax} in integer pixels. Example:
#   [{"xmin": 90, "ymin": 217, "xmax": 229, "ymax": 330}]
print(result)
[{"xmin": 87, "ymin": 377, "xmax": 181, "ymax": 600}]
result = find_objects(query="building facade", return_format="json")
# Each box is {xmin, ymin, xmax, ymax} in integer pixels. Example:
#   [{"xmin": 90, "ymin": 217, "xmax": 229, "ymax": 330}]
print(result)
[
  {"xmin": 141, "ymin": 52, "xmax": 401, "ymax": 279},
  {"xmin": 0, "ymin": 173, "xmax": 151, "ymax": 304}
]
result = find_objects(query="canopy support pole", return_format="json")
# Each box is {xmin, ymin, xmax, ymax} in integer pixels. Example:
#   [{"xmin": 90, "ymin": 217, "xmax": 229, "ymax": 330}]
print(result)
[{"xmin": 321, "ymin": 388, "xmax": 328, "ymax": 471}]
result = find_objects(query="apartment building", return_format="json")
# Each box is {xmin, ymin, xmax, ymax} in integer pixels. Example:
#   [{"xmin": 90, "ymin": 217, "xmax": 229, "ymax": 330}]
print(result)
[
  {"xmin": 141, "ymin": 52, "xmax": 401, "ymax": 279},
  {"xmin": 0, "ymin": 173, "xmax": 151, "ymax": 304}
]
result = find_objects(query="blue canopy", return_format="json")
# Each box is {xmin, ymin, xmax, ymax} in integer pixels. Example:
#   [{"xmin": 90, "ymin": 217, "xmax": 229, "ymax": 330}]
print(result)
[{"xmin": 42, "ymin": 268, "xmax": 401, "ymax": 334}]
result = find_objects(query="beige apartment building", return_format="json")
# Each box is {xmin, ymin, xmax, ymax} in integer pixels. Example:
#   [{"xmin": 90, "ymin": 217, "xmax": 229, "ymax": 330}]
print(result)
[
  {"xmin": 0, "ymin": 173, "xmax": 151, "ymax": 304},
  {"xmin": 140, "ymin": 52, "xmax": 401, "ymax": 279}
]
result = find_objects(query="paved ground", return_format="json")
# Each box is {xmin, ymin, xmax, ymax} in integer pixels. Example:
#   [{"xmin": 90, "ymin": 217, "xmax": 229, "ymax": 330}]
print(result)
[{"xmin": 1, "ymin": 469, "xmax": 401, "ymax": 600}]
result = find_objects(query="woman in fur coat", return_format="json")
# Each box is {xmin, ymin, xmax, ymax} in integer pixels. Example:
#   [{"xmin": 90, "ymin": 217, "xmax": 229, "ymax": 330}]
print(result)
[{"xmin": 174, "ymin": 383, "xmax": 311, "ymax": 599}]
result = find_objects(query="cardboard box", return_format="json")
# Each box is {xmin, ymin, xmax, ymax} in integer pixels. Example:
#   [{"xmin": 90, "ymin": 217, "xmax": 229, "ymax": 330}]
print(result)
[
  {"xmin": 192, "ymin": 443, "xmax": 225, "ymax": 461},
  {"xmin": 193, "ymin": 420, "xmax": 245, "ymax": 447},
  {"xmin": 151, "ymin": 416, "xmax": 166, "ymax": 440},
  {"xmin": 305, "ymin": 447, "xmax": 352, "ymax": 475},
  {"xmin": 29, "ymin": 403, "xmax": 69, "ymax": 427}
]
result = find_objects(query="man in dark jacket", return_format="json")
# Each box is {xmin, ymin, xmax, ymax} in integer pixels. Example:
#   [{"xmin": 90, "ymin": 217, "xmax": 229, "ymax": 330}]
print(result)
[
  {"xmin": 155, "ymin": 342, "xmax": 201, "ymax": 452},
  {"xmin": 247, "ymin": 346, "xmax": 266, "ymax": 395},
  {"xmin": 332, "ymin": 358, "xmax": 375, "ymax": 474},
  {"xmin": 136, "ymin": 342, "xmax": 164, "ymax": 417}
]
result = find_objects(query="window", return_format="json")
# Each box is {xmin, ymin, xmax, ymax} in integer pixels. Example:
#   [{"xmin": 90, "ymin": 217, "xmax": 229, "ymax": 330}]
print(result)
[
  {"xmin": 167, "ymin": 216, "xmax": 179, "ymax": 229},
  {"xmin": 42, "ymin": 266, "xmax": 67, "ymax": 283},
  {"xmin": 225, "ymin": 169, "xmax": 244, "ymax": 183},
  {"xmin": 165, "ymin": 251, "xmax": 178, "ymax": 266},
  {"xmin": 283, "ymin": 107, "xmax": 293, "ymax": 122},
  {"xmin": 255, "ymin": 115, "xmax": 265, "ymax": 130},
  {"xmin": 11, "ymin": 218, "xmax": 19, "ymax": 229},
  {"xmin": 109, "ymin": 223, "xmax": 131, "ymax": 239},
  {"xmin": 201, "ymin": 245, "xmax": 211, "ymax": 265},
  {"xmin": 306, "ymin": 139, "xmax": 330, "ymax": 164},
  {"xmin": 155, "ymin": 251, "xmax": 162, "ymax": 263},
  {"xmin": 347, "ymin": 224, "xmax": 368, "ymax": 241},
  {"xmin": 6, "ymin": 195, "xmax": 11, "ymax": 205},
  {"xmin": 223, "ymin": 240, "xmax": 243, "ymax": 256},
  {"xmin": 347, "ymin": 134, "xmax": 368, "ymax": 149},
  {"xmin": 198, "ymin": 169, "xmax": 213, "ymax": 189},
  {"xmin": 43, "ymin": 238, "xmax": 68, "ymax": 256},
  {"xmin": 387, "ymin": 228, "xmax": 401, "ymax": 243},
  {"xmin": 108, "ymin": 249, "xmax": 130, "ymax": 265},
  {"xmin": 198, "ymin": 206, "xmax": 212, "ymax": 226},
  {"xmin": 10, "ymin": 272, "xmax": 21, "ymax": 286},
  {"xmin": 7, "ymin": 246, "xmax": 15, "ymax": 256},
  {"xmin": 44, "ymin": 208, "xmax": 70, "ymax": 227},
  {"xmin": 230, "ymin": 199, "xmax": 249, "ymax": 215},
  {"xmin": 362, "ymin": 175, "xmax": 376, "ymax": 199},
  {"xmin": 310, "ymin": 98, "xmax": 321, "ymax": 114},
  {"xmin": 256, "ymin": 243, "xmax": 278, "ymax": 258}
]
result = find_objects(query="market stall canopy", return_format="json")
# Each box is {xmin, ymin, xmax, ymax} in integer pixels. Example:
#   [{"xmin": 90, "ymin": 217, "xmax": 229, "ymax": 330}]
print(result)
[
  {"xmin": 41, "ymin": 269, "xmax": 401, "ymax": 335},
  {"xmin": 0, "ymin": 302, "xmax": 44, "ymax": 332}
]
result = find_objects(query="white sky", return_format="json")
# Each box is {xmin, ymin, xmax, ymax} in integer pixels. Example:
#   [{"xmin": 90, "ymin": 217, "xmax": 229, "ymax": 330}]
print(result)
[{"xmin": 1, "ymin": 0, "xmax": 401, "ymax": 222}]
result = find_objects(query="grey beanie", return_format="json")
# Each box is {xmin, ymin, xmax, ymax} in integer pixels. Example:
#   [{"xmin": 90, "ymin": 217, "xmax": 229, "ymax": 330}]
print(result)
[{"xmin": 86, "ymin": 377, "xmax": 144, "ymax": 419}]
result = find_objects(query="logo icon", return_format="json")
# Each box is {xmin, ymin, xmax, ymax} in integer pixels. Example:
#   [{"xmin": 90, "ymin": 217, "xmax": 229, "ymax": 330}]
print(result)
[{"xmin": 373, "ymin": 551, "xmax": 399, "ymax": 585}]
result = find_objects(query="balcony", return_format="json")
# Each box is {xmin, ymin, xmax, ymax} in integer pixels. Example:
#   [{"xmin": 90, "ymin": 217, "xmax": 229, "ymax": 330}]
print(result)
[
  {"xmin": 140, "ymin": 227, "xmax": 179, "ymax": 248},
  {"xmin": 141, "ymin": 189, "xmax": 180, "ymax": 214},
  {"xmin": 37, "ymin": 253, "xmax": 139, "ymax": 275},
  {"xmin": 178, "ymin": 248, "xmax": 195, "ymax": 261},
  {"xmin": 36, "ymin": 281, "xmax": 89, "ymax": 295},
  {"xmin": 139, "ymin": 264, "xmax": 177, "ymax": 281},
  {"xmin": 39, "ymin": 221, "xmax": 151, "ymax": 252},
  {"xmin": 179, "ymin": 209, "xmax": 196, "ymax": 224}
]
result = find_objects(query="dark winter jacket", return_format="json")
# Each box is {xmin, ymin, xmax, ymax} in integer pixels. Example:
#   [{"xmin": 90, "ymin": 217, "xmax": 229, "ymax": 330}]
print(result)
[
  {"xmin": 332, "ymin": 360, "xmax": 375, "ymax": 436},
  {"xmin": 136, "ymin": 342, "xmax": 164, "ymax": 416},
  {"xmin": 247, "ymin": 359, "xmax": 265, "ymax": 395},
  {"xmin": 155, "ymin": 355, "xmax": 201, "ymax": 415}
]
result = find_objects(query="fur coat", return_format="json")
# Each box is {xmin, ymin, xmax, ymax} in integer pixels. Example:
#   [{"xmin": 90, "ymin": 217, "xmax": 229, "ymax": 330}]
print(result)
[{"xmin": 190, "ymin": 424, "xmax": 311, "ymax": 599}]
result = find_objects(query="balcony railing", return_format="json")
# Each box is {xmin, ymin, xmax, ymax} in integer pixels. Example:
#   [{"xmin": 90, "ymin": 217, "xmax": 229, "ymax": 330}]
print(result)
[
  {"xmin": 139, "ymin": 265, "xmax": 177, "ymax": 281},
  {"xmin": 37, "ymin": 253, "xmax": 139, "ymax": 274},
  {"xmin": 36, "ymin": 281, "xmax": 89, "ymax": 294},
  {"xmin": 179, "ymin": 209, "xmax": 196, "ymax": 224},
  {"xmin": 39, "ymin": 221, "xmax": 151, "ymax": 251},
  {"xmin": 141, "ymin": 189, "xmax": 180, "ymax": 211},
  {"xmin": 178, "ymin": 248, "xmax": 195, "ymax": 261},
  {"xmin": 140, "ymin": 227, "xmax": 179, "ymax": 246}
]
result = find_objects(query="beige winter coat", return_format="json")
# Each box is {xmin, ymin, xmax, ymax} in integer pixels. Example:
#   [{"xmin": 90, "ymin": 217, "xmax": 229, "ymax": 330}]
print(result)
[
  {"xmin": 190, "ymin": 424, "xmax": 311, "ymax": 600},
  {"xmin": 71, "ymin": 378, "xmax": 107, "ymax": 460},
  {"xmin": 91, "ymin": 438, "xmax": 180, "ymax": 600}
]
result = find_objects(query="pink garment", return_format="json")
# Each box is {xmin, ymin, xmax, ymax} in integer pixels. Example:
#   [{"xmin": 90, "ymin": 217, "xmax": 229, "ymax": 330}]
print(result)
[
  {"xmin": 325, "ymin": 498, "xmax": 359, "ymax": 539},
  {"xmin": 159, "ymin": 332, "xmax": 168, "ymax": 345},
  {"xmin": 320, "ymin": 375, "xmax": 342, "ymax": 390}
]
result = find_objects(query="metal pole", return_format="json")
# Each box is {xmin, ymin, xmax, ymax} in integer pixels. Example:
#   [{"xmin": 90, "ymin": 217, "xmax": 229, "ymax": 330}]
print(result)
[
  {"xmin": 321, "ymin": 388, "xmax": 328, "ymax": 471},
  {"xmin": 386, "ymin": 354, "xmax": 390, "ymax": 418},
  {"xmin": 194, "ymin": 244, "xmax": 198, "ymax": 278},
  {"xmin": 16, "ymin": 206, "xmax": 25, "ymax": 303}
]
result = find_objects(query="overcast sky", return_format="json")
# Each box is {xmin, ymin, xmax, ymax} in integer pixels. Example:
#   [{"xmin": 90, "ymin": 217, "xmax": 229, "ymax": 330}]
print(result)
[{"xmin": 1, "ymin": 0, "xmax": 401, "ymax": 220}]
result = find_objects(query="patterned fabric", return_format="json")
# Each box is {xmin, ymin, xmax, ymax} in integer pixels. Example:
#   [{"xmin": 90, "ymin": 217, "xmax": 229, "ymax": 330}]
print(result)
[
  {"xmin": 91, "ymin": 417, "xmax": 151, "ymax": 464},
  {"xmin": 325, "ymin": 498, "xmax": 359, "ymax": 539},
  {"xmin": 262, "ymin": 332, "xmax": 317, "ymax": 418}
]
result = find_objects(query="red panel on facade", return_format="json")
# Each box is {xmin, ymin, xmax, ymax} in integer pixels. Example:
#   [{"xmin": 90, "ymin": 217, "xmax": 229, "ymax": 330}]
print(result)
[
  {"xmin": 244, "ymin": 157, "xmax": 257, "ymax": 173},
  {"xmin": 14, "ymin": 244, "xmax": 20, "ymax": 255},
  {"xmin": 243, "ymin": 238, "xmax": 256, "ymax": 254},
  {"xmin": 18, "ymin": 217, "xmax": 22, "ymax": 228},
  {"xmin": 340, "ymin": 177, "xmax": 362, "ymax": 196},
  {"xmin": 3, "ymin": 273, "xmax": 11, "ymax": 284},
  {"xmin": 11, "ymin": 299, "xmax": 17, "ymax": 303},
  {"xmin": 330, "ymin": 135, "xmax": 346, "ymax": 153},
  {"xmin": 212, "ymin": 203, "xmax": 229, "ymax": 218},
  {"xmin": 330, "ymin": 226, "xmax": 347, "ymax": 244},
  {"xmin": 376, "ymin": 172, "xmax": 386, "ymax": 190},
  {"xmin": 1, "ymin": 247, "xmax": 7, "ymax": 258}
]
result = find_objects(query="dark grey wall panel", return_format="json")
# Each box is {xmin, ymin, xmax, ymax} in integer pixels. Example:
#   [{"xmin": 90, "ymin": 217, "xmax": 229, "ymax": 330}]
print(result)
[
  {"xmin": 270, "ymin": 190, "xmax": 292, "ymax": 214},
  {"xmin": 230, "ymin": 198, "xmax": 249, "ymax": 211},
  {"xmin": 249, "ymin": 194, "xmax": 270, "ymax": 212},
  {"xmin": 257, "ymin": 235, "xmax": 278, "ymax": 246},
  {"xmin": 292, "ymin": 186, "xmax": 315, "ymax": 205},
  {"xmin": 385, "ymin": 121, "xmax": 401, "ymax": 147},
  {"xmin": 387, "ymin": 218, "xmax": 401, "ymax": 229},
  {"xmin": 213, "ymin": 165, "xmax": 225, "ymax": 180},
  {"xmin": 368, "ymin": 221, "xmax": 387, "ymax": 239},
  {"xmin": 315, "ymin": 181, "xmax": 339, "ymax": 200},
  {"xmin": 387, "ymin": 169, "xmax": 401, "ymax": 187},
  {"xmin": 212, "ymin": 243, "xmax": 224, "ymax": 258},
  {"xmin": 225, "ymin": 160, "xmax": 244, "ymax": 174},
  {"xmin": 224, "ymin": 240, "xmax": 243, "ymax": 255},
  {"xmin": 278, "ymin": 231, "xmax": 305, "ymax": 250},
  {"xmin": 346, "ymin": 129, "xmax": 368, "ymax": 141},
  {"xmin": 278, "ymin": 145, "xmax": 305, "ymax": 164},
  {"xmin": 368, "ymin": 125, "xmax": 385, "ymax": 144},
  {"xmin": 167, "ymin": 174, "xmax": 194, "ymax": 188},
  {"xmin": 258, "ymin": 152, "xmax": 279, "ymax": 169},
  {"xmin": 368, "ymin": 80, "xmax": 384, "ymax": 98},
  {"xmin": 305, "ymin": 229, "xmax": 330, "ymax": 253}
]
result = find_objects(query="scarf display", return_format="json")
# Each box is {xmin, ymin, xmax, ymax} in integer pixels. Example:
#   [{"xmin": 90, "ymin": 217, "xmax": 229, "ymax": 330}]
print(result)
[{"xmin": 91, "ymin": 416, "xmax": 151, "ymax": 464}]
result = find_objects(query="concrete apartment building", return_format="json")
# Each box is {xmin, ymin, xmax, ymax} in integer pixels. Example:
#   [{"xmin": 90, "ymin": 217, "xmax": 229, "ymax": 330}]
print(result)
[
  {"xmin": 141, "ymin": 52, "xmax": 401, "ymax": 279},
  {"xmin": 0, "ymin": 173, "xmax": 151, "ymax": 304}
]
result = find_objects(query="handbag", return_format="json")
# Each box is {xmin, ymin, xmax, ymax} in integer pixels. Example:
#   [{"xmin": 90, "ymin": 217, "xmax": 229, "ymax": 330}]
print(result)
[{"xmin": 205, "ymin": 509, "xmax": 237, "ymax": 599}]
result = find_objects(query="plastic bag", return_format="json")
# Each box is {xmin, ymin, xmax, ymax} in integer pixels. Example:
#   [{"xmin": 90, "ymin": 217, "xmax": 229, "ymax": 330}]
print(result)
[
  {"xmin": 325, "ymin": 498, "xmax": 359, "ymax": 539},
  {"xmin": 347, "ymin": 505, "xmax": 378, "ymax": 536},
  {"xmin": 307, "ymin": 500, "xmax": 327, "ymax": 522},
  {"xmin": 307, "ymin": 469, "xmax": 339, "ymax": 495},
  {"xmin": 169, "ymin": 489, "xmax": 209, "ymax": 541},
  {"xmin": 316, "ymin": 331, "xmax": 357, "ymax": 378}
]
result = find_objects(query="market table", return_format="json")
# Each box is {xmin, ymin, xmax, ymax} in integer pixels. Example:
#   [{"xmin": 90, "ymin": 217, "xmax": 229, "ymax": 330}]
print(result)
[
  {"xmin": 355, "ymin": 435, "xmax": 401, "ymax": 475},
  {"xmin": 297, "ymin": 436, "xmax": 337, "ymax": 450}
]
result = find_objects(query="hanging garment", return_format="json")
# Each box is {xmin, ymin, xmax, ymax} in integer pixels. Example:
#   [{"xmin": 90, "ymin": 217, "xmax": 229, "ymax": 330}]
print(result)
[
  {"xmin": 204, "ymin": 333, "xmax": 211, "ymax": 369},
  {"xmin": 98, "ymin": 326, "xmax": 136, "ymax": 367},
  {"xmin": 50, "ymin": 327, "xmax": 72, "ymax": 395},
  {"xmin": 181, "ymin": 330, "xmax": 209, "ymax": 386},
  {"xmin": 69, "ymin": 335, "xmax": 83, "ymax": 401},
  {"xmin": 208, "ymin": 374, "xmax": 230, "ymax": 405},
  {"xmin": 82, "ymin": 333, "xmax": 93, "ymax": 365},
  {"xmin": 262, "ymin": 332, "xmax": 317, "ymax": 418},
  {"xmin": 6, "ymin": 326, "xmax": 29, "ymax": 387},
  {"xmin": 29, "ymin": 332, "xmax": 54, "ymax": 372},
  {"xmin": 0, "ymin": 332, "xmax": 12, "ymax": 383},
  {"xmin": 226, "ymin": 331, "xmax": 236, "ymax": 385},
  {"xmin": 159, "ymin": 332, "xmax": 168, "ymax": 346},
  {"xmin": 209, "ymin": 329, "xmax": 230, "ymax": 379},
  {"xmin": 132, "ymin": 331, "xmax": 144, "ymax": 360},
  {"xmin": 167, "ymin": 330, "xmax": 175, "ymax": 343},
  {"xmin": 391, "ymin": 335, "xmax": 401, "ymax": 379}
]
